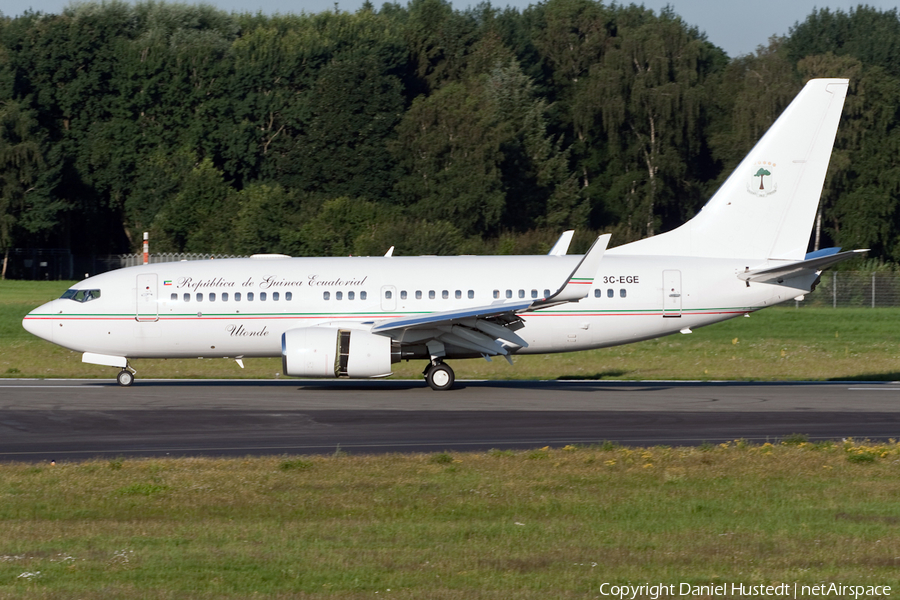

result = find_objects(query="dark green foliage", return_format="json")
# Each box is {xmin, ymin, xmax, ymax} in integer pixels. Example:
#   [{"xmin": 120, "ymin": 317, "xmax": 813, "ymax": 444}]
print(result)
[
  {"xmin": 1, "ymin": 2, "xmax": 899, "ymax": 263},
  {"xmin": 429, "ymin": 452, "xmax": 454, "ymax": 464},
  {"xmin": 787, "ymin": 6, "xmax": 900, "ymax": 78}
]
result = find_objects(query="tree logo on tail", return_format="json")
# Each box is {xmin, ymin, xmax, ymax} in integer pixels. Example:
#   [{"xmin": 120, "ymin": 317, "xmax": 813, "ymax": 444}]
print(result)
[{"xmin": 747, "ymin": 160, "xmax": 777, "ymax": 197}]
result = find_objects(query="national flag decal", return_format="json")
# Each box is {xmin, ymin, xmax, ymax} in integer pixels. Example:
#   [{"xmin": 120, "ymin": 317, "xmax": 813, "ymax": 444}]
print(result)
[{"xmin": 163, "ymin": 280, "xmax": 172, "ymax": 286}]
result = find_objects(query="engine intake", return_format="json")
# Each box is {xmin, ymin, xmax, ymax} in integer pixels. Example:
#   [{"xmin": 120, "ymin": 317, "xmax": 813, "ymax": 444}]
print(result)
[{"xmin": 282, "ymin": 327, "xmax": 399, "ymax": 378}]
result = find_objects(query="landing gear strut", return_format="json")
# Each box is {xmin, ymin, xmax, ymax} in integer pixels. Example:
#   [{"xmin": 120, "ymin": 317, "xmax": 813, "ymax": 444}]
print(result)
[
  {"xmin": 424, "ymin": 361, "xmax": 455, "ymax": 391},
  {"xmin": 116, "ymin": 366, "xmax": 136, "ymax": 387}
]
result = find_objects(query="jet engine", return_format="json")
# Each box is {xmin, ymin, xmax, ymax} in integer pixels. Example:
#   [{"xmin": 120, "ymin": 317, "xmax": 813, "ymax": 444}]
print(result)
[{"xmin": 281, "ymin": 327, "xmax": 399, "ymax": 378}]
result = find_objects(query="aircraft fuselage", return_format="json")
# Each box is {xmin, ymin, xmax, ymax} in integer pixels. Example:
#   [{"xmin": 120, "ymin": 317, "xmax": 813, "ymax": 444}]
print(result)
[{"xmin": 23, "ymin": 253, "xmax": 812, "ymax": 361}]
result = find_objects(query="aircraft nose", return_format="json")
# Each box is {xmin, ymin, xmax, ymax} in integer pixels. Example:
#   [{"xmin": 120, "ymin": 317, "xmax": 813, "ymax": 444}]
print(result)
[{"xmin": 22, "ymin": 309, "xmax": 53, "ymax": 343}]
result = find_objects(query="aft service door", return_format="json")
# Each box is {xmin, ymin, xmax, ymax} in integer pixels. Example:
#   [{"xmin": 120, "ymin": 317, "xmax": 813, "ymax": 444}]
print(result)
[
  {"xmin": 662, "ymin": 270, "xmax": 682, "ymax": 318},
  {"xmin": 136, "ymin": 273, "xmax": 159, "ymax": 322}
]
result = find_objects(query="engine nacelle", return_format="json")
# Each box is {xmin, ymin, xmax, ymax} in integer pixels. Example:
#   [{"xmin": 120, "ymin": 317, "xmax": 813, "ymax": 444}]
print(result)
[{"xmin": 281, "ymin": 327, "xmax": 398, "ymax": 378}]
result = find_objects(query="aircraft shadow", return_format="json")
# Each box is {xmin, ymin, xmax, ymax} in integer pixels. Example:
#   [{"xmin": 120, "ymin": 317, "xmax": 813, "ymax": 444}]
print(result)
[{"xmin": 829, "ymin": 373, "xmax": 900, "ymax": 382}]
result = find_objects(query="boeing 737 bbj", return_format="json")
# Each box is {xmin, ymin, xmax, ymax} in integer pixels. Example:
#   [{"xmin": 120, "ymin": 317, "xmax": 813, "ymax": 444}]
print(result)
[{"xmin": 23, "ymin": 78, "xmax": 863, "ymax": 390}]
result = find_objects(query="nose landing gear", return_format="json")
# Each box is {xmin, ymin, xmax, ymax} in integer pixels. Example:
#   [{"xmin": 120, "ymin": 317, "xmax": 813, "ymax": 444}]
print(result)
[
  {"xmin": 423, "ymin": 361, "xmax": 455, "ymax": 391},
  {"xmin": 116, "ymin": 365, "xmax": 136, "ymax": 387}
]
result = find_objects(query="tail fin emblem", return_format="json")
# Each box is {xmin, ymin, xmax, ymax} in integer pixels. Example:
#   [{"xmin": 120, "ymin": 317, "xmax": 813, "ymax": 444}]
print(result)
[{"xmin": 747, "ymin": 161, "xmax": 777, "ymax": 197}]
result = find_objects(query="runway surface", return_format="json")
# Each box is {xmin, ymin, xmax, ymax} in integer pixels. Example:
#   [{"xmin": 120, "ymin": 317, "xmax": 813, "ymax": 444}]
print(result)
[{"xmin": 1, "ymin": 378, "xmax": 899, "ymax": 461}]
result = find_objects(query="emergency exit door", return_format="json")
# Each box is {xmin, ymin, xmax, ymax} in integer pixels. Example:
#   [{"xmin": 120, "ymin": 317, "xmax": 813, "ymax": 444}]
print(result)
[{"xmin": 662, "ymin": 270, "xmax": 682, "ymax": 318}]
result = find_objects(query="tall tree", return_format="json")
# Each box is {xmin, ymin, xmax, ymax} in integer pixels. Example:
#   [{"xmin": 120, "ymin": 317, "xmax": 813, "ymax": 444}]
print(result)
[
  {"xmin": 0, "ymin": 100, "xmax": 43, "ymax": 255},
  {"xmin": 787, "ymin": 6, "xmax": 900, "ymax": 79},
  {"xmin": 587, "ymin": 6, "xmax": 719, "ymax": 239}
]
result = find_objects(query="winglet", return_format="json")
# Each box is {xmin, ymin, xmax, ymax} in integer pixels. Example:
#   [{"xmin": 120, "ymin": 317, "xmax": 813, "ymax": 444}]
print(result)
[
  {"xmin": 540, "ymin": 234, "xmax": 610, "ymax": 304},
  {"xmin": 548, "ymin": 230, "xmax": 574, "ymax": 256}
]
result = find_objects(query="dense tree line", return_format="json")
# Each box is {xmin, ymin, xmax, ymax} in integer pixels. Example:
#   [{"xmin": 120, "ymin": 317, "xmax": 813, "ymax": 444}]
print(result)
[{"xmin": 0, "ymin": 1, "xmax": 898, "ymax": 262}]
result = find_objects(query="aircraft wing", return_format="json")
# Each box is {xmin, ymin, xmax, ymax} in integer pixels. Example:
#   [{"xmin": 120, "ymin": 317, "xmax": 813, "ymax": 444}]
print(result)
[
  {"xmin": 739, "ymin": 248, "xmax": 868, "ymax": 284},
  {"xmin": 370, "ymin": 234, "xmax": 610, "ymax": 358},
  {"xmin": 370, "ymin": 300, "xmax": 534, "ymax": 333}
]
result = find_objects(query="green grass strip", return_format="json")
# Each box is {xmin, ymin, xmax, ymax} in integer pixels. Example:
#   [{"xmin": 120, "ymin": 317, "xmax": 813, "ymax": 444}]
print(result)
[{"xmin": 0, "ymin": 441, "xmax": 899, "ymax": 598}]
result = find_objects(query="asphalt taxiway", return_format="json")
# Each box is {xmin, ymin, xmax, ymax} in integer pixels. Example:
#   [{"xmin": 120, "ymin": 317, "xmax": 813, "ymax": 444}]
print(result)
[{"xmin": 0, "ymin": 379, "xmax": 898, "ymax": 460}]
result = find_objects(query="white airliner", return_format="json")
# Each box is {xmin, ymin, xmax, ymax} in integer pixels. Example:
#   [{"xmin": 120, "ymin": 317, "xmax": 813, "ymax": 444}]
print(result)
[{"xmin": 23, "ymin": 78, "xmax": 864, "ymax": 390}]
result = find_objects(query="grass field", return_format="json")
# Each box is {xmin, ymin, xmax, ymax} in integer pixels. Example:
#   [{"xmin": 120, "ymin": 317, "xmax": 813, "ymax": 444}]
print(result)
[
  {"xmin": 1, "ymin": 442, "xmax": 899, "ymax": 599},
  {"xmin": 3, "ymin": 280, "xmax": 899, "ymax": 382}
]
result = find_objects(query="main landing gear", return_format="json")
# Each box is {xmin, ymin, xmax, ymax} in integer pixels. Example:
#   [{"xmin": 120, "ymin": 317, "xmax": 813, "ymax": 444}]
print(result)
[
  {"xmin": 116, "ymin": 366, "xmax": 136, "ymax": 387},
  {"xmin": 423, "ymin": 361, "xmax": 455, "ymax": 391}
]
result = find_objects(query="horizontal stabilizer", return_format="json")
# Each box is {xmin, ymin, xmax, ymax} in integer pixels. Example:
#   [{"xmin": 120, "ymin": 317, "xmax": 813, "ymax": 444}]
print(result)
[
  {"xmin": 804, "ymin": 246, "xmax": 842, "ymax": 260},
  {"xmin": 739, "ymin": 249, "xmax": 868, "ymax": 284}
]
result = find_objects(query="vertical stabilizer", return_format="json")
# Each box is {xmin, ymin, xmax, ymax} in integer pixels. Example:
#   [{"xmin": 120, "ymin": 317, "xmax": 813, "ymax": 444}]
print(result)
[{"xmin": 611, "ymin": 78, "xmax": 849, "ymax": 260}]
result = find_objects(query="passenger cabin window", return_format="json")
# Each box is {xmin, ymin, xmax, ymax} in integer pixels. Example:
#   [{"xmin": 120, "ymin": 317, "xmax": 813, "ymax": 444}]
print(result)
[
  {"xmin": 493, "ymin": 290, "xmax": 499, "ymax": 299},
  {"xmin": 506, "ymin": 290, "xmax": 512, "ymax": 299},
  {"xmin": 348, "ymin": 291, "xmax": 354, "ymax": 300},
  {"xmin": 468, "ymin": 290, "xmax": 474, "ymax": 299},
  {"xmin": 385, "ymin": 290, "xmax": 392, "ymax": 300},
  {"xmin": 247, "ymin": 292, "xmax": 254, "ymax": 301},
  {"xmin": 336, "ymin": 291, "xmax": 343, "ymax": 301},
  {"xmin": 171, "ymin": 293, "xmax": 177, "ymax": 301},
  {"xmin": 209, "ymin": 293, "xmax": 216, "ymax": 302},
  {"xmin": 235, "ymin": 292, "xmax": 241, "ymax": 301},
  {"xmin": 273, "ymin": 292, "xmax": 279, "ymax": 301},
  {"xmin": 620, "ymin": 289, "xmax": 627, "ymax": 298},
  {"xmin": 183, "ymin": 293, "xmax": 190, "ymax": 302},
  {"xmin": 260, "ymin": 292, "xmax": 267, "ymax": 301},
  {"xmin": 416, "ymin": 291, "xmax": 422, "ymax": 300},
  {"xmin": 544, "ymin": 289, "xmax": 551, "ymax": 298},
  {"xmin": 455, "ymin": 290, "xmax": 462, "ymax": 299},
  {"xmin": 286, "ymin": 292, "xmax": 293, "ymax": 301},
  {"xmin": 594, "ymin": 289, "xmax": 602, "ymax": 298},
  {"xmin": 196, "ymin": 293, "xmax": 203, "ymax": 302},
  {"xmin": 518, "ymin": 290, "xmax": 525, "ymax": 299},
  {"xmin": 222, "ymin": 292, "xmax": 229, "ymax": 302},
  {"xmin": 607, "ymin": 289, "xmax": 614, "ymax": 298},
  {"xmin": 400, "ymin": 291, "xmax": 407, "ymax": 300},
  {"xmin": 442, "ymin": 290, "xmax": 449, "ymax": 299},
  {"xmin": 359, "ymin": 291, "xmax": 365, "ymax": 300},
  {"xmin": 429, "ymin": 291, "xmax": 435, "ymax": 299},
  {"xmin": 531, "ymin": 289, "xmax": 538, "ymax": 299},
  {"xmin": 323, "ymin": 292, "xmax": 330, "ymax": 300}
]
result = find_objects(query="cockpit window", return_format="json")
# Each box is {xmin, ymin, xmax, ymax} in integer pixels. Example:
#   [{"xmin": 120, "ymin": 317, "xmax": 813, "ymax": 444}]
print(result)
[{"xmin": 60, "ymin": 289, "xmax": 101, "ymax": 303}]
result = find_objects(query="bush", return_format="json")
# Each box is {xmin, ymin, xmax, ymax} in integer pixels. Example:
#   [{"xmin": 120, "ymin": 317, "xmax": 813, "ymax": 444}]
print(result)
[{"xmin": 429, "ymin": 452, "xmax": 453, "ymax": 464}]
